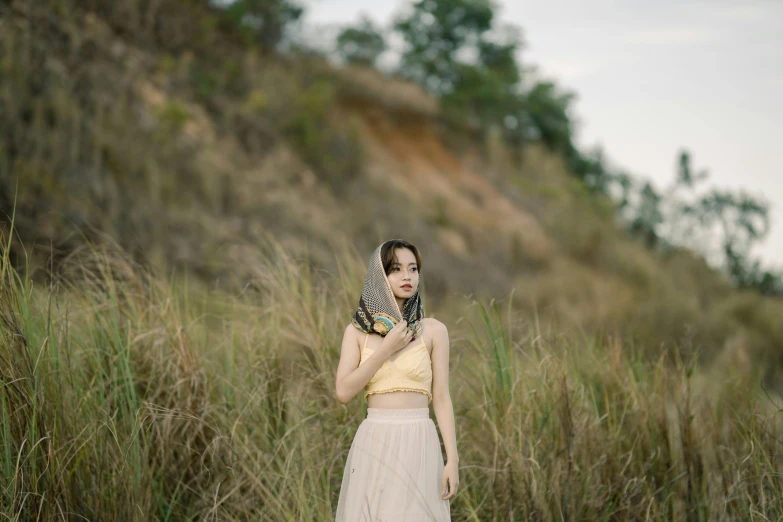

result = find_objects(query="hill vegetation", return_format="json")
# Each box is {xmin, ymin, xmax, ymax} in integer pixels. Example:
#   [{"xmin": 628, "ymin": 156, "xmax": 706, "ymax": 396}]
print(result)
[
  {"xmin": 2, "ymin": 0, "xmax": 783, "ymax": 519},
  {"xmin": 2, "ymin": 0, "xmax": 782, "ymax": 372},
  {"xmin": 2, "ymin": 236, "xmax": 783, "ymax": 520}
]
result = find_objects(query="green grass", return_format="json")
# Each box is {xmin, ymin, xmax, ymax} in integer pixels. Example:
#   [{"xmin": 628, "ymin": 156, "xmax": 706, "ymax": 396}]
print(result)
[
  {"xmin": 1, "ymin": 229, "xmax": 782, "ymax": 521},
  {"xmin": 2, "ymin": 2, "xmax": 783, "ymax": 519}
]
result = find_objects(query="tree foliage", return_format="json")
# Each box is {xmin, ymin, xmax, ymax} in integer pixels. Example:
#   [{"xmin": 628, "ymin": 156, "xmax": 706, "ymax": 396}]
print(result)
[
  {"xmin": 392, "ymin": 0, "xmax": 614, "ymax": 189},
  {"xmin": 523, "ymin": 81, "xmax": 575, "ymax": 153},
  {"xmin": 220, "ymin": 0, "xmax": 303, "ymax": 49},
  {"xmin": 336, "ymin": 16, "xmax": 387, "ymax": 67},
  {"xmin": 618, "ymin": 150, "xmax": 783, "ymax": 295},
  {"xmin": 393, "ymin": 0, "xmax": 534, "ymax": 138},
  {"xmin": 629, "ymin": 182, "xmax": 665, "ymax": 249},
  {"xmin": 393, "ymin": 0, "xmax": 495, "ymax": 95},
  {"xmin": 213, "ymin": 0, "xmax": 783, "ymax": 297}
]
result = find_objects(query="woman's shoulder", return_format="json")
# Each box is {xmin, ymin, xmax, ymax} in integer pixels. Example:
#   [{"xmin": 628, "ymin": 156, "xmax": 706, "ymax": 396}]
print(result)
[
  {"xmin": 345, "ymin": 323, "xmax": 361, "ymax": 335},
  {"xmin": 423, "ymin": 317, "xmax": 446, "ymax": 332},
  {"xmin": 344, "ymin": 324, "xmax": 366, "ymax": 351}
]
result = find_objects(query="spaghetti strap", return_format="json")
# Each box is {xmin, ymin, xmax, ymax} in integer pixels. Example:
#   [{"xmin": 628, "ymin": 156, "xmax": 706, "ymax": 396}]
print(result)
[{"xmin": 363, "ymin": 332, "xmax": 369, "ymax": 350}]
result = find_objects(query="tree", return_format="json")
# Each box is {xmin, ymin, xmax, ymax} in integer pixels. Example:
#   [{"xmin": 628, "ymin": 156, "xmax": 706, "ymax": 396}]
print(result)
[
  {"xmin": 393, "ymin": 0, "xmax": 495, "ymax": 95},
  {"xmin": 392, "ymin": 0, "xmax": 539, "ymax": 147},
  {"xmin": 620, "ymin": 149, "xmax": 783, "ymax": 296},
  {"xmin": 221, "ymin": 0, "xmax": 303, "ymax": 49},
  {"xmin": 693, "ymin": 189, "xmax": 775, "ymax": 290},
  {"xmin": 445, "ymin": 24, "xmax": 524, "ymax": 128},
  {"xmin": 523, "ymin": 79, "xmax": 616, "ymax": 190},
  {"xmin": 674, "ymin": 149, "xmax": 709, "ymax": 189},
  {"xmin": 336, "ymin": 16, "xmax": 387, "ymax": 67},
  {"xmin": 664, "ymin": 151, "xmax": 771, "ymax": 284},
  {"xmin": 522, "ymin": 81, "xmax": 573, "ymax": 151},
  {"xmin": 629, "ymin": 182, "xmax": 665, "ymax": 248}
]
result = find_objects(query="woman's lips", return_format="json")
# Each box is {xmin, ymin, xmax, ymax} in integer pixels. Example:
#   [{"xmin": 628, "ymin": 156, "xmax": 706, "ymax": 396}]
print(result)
[{"xmin": 402, "ymin": 285, "xmax": 412, "ymax": 289}]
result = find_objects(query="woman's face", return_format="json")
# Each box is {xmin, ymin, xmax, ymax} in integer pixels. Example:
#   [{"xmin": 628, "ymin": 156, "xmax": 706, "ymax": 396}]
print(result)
[{"xmin": 386, "ymin": 247, "xmax": 419, "ymax": 299}]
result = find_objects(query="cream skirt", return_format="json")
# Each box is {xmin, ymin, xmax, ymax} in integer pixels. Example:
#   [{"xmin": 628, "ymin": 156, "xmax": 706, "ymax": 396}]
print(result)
[{"xmin": 335, "ymin": 407, "xmax": 452, "ymax": 521}]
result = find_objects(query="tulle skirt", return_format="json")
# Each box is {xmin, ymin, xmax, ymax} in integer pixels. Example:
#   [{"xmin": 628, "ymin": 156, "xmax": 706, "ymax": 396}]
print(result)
[{"xmin": 335, "ymin": 407, "xmax": 452, "ymax": 521}]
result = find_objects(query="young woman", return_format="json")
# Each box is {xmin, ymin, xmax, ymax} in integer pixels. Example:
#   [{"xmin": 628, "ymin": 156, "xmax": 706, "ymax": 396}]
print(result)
[{"xmin": 334, "ymin": 239, "xmax": 459, "ymax": 521}]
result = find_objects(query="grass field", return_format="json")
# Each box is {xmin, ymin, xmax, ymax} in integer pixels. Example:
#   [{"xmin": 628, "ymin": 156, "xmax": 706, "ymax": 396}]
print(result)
[
  {"xmin": 2, "ymin": 231, "xmax": 782, "ymax": 522},
  {"xmin": 3, "ymin": 1, "xmax": 783, "ymax": 519}
]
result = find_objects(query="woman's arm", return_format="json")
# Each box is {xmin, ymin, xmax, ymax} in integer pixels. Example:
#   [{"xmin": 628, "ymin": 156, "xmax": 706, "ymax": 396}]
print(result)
[
  {"xmin": 335, "ymin": 325, "xmax": 390, "ymax": 404},
  {"xmin": 430, "ymin": 320, "xmax": 459, "ymax": 499},
  {"xmin": 431, "ymin": 320, "xmax": 459, "ymax": 462}
]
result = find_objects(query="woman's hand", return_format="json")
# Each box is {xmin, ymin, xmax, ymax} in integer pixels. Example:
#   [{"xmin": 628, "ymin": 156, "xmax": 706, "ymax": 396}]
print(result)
[
  {"xmin": 381, "ymin": 320, "xmax": 413, "ymax": 356},
  {"xmin": 441, "ymin": 460, "xmax": 459, "ymax": 500}
]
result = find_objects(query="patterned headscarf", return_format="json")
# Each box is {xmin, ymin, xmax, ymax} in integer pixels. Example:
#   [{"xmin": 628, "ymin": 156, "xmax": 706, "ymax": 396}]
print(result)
[{"xmin": 351, "ymin": 239, "xmax": 425, "ymax": 340}]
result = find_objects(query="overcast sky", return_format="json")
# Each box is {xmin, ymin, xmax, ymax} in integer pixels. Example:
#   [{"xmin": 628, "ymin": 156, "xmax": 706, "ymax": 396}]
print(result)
[{"xmin": 301, "ymin": 0, "xmax": 783, "ymax": 269}]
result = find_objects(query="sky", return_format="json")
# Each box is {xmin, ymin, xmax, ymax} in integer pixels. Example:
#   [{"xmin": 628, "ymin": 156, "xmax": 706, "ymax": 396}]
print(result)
[{"xmin": 300, "ymin": 0, "xmax": 783, "ymax": 269}]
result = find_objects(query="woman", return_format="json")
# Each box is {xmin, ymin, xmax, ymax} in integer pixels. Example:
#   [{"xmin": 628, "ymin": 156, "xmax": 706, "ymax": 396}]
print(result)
[{"xmin": 334, "ymin": 239, "xmax": 459, "ymax": 521}]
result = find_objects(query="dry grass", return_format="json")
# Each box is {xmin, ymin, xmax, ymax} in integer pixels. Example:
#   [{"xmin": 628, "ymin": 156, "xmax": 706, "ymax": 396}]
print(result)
[
  {"xmin": 4, "ymin": 4, "xmax": 783, "ymax": 518},
  {"xmin": 2, "ymin": 229, "xmax": 783, "ymax": 521},
  {"xmin": 3, "ymin": 0, "xmax": 782, "ymax": 362},
  {"xmin": 333, "ymin": 64, "xmax": 440, "ymax": 118}
]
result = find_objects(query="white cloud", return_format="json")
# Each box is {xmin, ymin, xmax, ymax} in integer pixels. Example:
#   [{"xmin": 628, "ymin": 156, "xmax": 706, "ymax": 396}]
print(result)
[
  {"xmin": 625, "ymin": 27, "xmax": 719, "ymax": 45},
  {"xmin": 539, "ymin": 59, "xmax": 604, "ymax": 81},
  {"xmin": 709, "ymin": 3, "xmax": 773, "ymax": 23}
]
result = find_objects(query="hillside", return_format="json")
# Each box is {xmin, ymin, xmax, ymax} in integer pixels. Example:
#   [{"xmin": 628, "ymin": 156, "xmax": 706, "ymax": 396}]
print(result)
[{"xmin": 2, "ymin": 0, "xmax": 782, "ymax": 380}]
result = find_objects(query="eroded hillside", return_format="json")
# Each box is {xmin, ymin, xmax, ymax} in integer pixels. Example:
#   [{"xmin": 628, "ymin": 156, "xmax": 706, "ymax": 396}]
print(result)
[{"xmin": 2, "ymin": 0, "xmax": 782, "ymax": 381}]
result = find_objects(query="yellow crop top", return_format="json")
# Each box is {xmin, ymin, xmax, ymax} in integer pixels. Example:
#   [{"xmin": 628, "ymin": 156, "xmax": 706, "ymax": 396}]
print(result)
[{"xmin": 358, "ymin": 332, "xmax": 433, "ymax": 402}]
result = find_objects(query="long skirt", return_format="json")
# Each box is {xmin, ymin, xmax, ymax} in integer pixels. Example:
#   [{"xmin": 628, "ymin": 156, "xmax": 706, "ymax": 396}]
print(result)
[{"xmin": 335, "ymin": 407, "xmax": 452, "ymax": 521}]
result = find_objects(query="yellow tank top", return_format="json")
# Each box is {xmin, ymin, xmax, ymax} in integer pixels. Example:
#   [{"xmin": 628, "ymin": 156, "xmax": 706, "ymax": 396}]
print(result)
[{"xmin": 359, "ymin": 332, "xmax": 433, "ymax": 402}]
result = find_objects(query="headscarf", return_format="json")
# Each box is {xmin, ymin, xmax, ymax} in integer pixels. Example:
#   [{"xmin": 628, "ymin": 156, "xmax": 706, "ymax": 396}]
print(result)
[{"xmin": 351, "ymin": 239, "xmax": 425, "ymax": 340}]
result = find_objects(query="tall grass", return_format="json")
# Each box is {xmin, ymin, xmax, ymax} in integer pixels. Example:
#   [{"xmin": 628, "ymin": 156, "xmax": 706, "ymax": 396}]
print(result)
[{"xmin": 1, "ymin": 228, "xmax": 782, "ymax": 521}]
